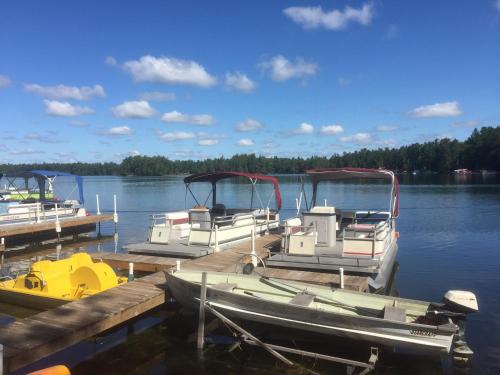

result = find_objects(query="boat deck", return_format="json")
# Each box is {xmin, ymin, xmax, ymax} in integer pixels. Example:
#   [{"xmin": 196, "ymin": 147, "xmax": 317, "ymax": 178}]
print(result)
[{"xmin": 124, "ymin": 241, "xmax": 214, "ymax": 258}]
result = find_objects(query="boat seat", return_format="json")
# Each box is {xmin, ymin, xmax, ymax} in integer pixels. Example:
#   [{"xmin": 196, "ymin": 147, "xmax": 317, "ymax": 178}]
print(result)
[
  {"xmin": 211, "ymin": 282, "xmax": 238, "ymax": 292},
  {"xmin": 289, "ymin": 293, "xmax": 315, "ymax": 307},
  {"xmin": 383, "ymin": 305, "xmax": 406, "ymax": 322}
]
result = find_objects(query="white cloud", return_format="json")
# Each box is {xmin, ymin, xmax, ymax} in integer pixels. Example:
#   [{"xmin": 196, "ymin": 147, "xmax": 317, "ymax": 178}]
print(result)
[
  {"xmin": 0, "ymin": 74, "xmax": 11, "ymax": 88},
  {"xmin": 320, "ymin": 124, "xmax": 344, "ymax": 135},
  {"xmin": 198, "ymin": 139, "xmax": 219, "ymax": 146},
  {"xmin": 454, "ymin": 120, "xmax": 481, "ymax": 129},
  {"xmin": 25, "ymin": 84, "xmax": 105, "ymax": 100},
  {"xmin": 259, "ymin": 55, "xmax": 318, "ymax": 82},
  {"xmin": 112, "ymin": 100, "xmax": 155, "ymax": 119},
  {"xmin": 44, "ymin": 100, "xmax": 94, "ymax": 117},
  {"xmin": 496, "ymin": 0, "xmax": 500, "ymax": 11},
  {"xmin": 283, "ymin": 3, "xmax": 374, "ymax": 30},
  {"xmin": 106, "ymin": 126, "xmax": 133, "ymax": 136},
  {"xmin": 69, "ymin": 120, "xmax": 89, "ymax": 127},
  {"xmin": 376, "ymin": 125, "xmax": 399, "ymax": 132},
  {"xmin": 225, "ymin": 72, "xmax": 256, "ymax": 93},
  {"xmin": 105, "ymin": 56, "xmax": 117, "ymax": 66},
  {"xmin": 159, "ymin": 131, "xmax": 196, "ymax": 142},
  {"xmin": 24, "ymin": 132, "xmax": 62, "ymax": 143},
  {"xmin": 293, "ymin": 122, "xmax": 314, "ymax": 134},
  {"xmin": 139, "ymin": 91, "xmax": 176, "ymax": 102},
  {"xmin": 409, "ymin": 101, "xmax": 463, "ymax": 118},
  {"xmin": 161, "ymin": 110, "xmax": 215, "ymax": 125},
  {"xmin": 339, "ymin": 132, "xmax": 373, "ymax": 144},
  {"xmin": 123, "ymin": 55, "xmax": 217, "ymax": 87},
  {"xmin": 235, "ymin": 119, "xmax": 263, "ymax": 132},
  {"xmin": 237, "ymin": 138, "xmax": 255, "ymax": 147}
]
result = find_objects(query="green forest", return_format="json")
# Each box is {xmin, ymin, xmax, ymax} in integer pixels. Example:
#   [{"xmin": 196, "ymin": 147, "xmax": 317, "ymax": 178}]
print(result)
[{"xmin": 2, "ymin": 126, "xmax": 499, "ymax": 176}]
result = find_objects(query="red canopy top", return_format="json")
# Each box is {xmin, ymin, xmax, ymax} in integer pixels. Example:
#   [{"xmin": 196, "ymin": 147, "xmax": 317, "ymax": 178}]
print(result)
[
  {"xmin": 184, "ymin": 171, "xmax": 282, "ymax": 210},
  {"xmin": 305, "ymin": 168, "xmax": 399, "ymax": 217}
]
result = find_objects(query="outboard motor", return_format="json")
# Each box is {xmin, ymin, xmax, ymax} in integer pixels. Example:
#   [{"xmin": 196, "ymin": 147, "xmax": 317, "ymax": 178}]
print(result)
[
  {"xmin": 443, "ymin": 290, "xmax": 478, "ymax": 314},
  {"xmin": 441, "ymin": 290, "xmax": 478, "ymax": 367}
]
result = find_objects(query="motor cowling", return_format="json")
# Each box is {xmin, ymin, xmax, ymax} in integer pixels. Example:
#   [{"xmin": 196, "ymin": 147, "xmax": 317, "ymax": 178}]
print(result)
[{"xmin": 443, "ymin": 290, "xmax": 478, "ymax": 314}]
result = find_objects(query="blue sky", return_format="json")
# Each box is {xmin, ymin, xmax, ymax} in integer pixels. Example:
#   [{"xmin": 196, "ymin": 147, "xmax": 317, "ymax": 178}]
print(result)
[{"xmin": 0, "ymin": 0, "xmax": 499, "ymax": 163}]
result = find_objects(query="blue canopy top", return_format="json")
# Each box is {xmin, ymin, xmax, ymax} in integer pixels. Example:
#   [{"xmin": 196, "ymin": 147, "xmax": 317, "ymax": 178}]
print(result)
[{"xmin": 3, "ymin": 170, "xmax": 84, "ymax": 203}]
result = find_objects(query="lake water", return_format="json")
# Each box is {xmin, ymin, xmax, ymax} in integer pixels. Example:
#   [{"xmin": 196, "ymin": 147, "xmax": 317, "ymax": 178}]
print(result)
[{"xmin": 1, "ymin": 174, "xmax": 500, "ymax": 374}]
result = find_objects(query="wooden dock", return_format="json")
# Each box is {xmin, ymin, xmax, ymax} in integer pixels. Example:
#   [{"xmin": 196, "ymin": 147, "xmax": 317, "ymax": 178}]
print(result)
[
  {"xmin": 0, "ymin": 214, "xmax": 114, "ymax": 247},
  {"xmin": 0, "ymin": 272, "xmax": 166, "ymax": 374},
  {"xmin": 0, "ymin": 233, "xmax": 369, "ymax": 373},
  {"xmin": 90, "ymin": 252, "xmax": 186, "ymax": 273}
]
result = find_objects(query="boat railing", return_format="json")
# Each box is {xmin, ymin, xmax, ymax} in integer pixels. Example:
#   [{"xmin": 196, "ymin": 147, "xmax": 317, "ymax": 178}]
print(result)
[
  {"xmin": 342, "ymin": 217, "xmax": 393, "ymax": 258},
  {"xmin": 0, "ymin": 201, "xmax": 80, "ymax": 225}
]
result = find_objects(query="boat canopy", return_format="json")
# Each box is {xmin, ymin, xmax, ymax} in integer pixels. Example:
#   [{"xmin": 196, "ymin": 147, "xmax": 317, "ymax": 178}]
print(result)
[
  {"xmin": 3, "ymin": 170, "xmax": 84, "ymax": 203},
  {"xmin": 184, "ymin": 171, "xmax": 281, "ymax": 210},
  {"xmin": 305, "ymin": 167, "xmax": 399, "ymax": 217}
]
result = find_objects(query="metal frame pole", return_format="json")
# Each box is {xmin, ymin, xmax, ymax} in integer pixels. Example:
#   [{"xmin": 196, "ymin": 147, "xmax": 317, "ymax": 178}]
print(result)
[{"xmin": 197, "ymin": 272, "xmax": 208, "ymax": 351}]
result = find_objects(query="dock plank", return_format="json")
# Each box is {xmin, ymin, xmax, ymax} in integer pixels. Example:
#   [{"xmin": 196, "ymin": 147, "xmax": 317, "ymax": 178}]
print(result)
[{"xmin": 91, "ymin": 252, "xmax": 182, "ymax": 272}]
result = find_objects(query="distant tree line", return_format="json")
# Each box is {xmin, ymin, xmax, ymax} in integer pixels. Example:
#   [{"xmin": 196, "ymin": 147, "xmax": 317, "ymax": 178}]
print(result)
[{"xmin": 1, "ymin": 126, "xmax": 499, "ymax": 176}]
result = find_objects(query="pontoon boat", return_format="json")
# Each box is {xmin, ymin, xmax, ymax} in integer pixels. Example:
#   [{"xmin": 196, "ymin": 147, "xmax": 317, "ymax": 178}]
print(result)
[
  {"xmin": 267, "ymin": 168, "xmax": 399, "ymax": 292},
  {"xmin": 124, "ymin": 172, "xmax": 281, "ymax": 258}
]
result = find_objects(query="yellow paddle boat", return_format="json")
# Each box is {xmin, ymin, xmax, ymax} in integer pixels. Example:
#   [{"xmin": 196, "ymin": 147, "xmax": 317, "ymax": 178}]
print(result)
[{"xmin": 0, "ymin": 253, "xmax": 127, "ymax": 309}]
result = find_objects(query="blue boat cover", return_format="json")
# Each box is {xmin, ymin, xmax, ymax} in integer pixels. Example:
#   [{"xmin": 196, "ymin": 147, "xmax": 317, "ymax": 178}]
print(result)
[{"xmin": 3, "ymin": 170, "xmax": 84, "ymax": 203}]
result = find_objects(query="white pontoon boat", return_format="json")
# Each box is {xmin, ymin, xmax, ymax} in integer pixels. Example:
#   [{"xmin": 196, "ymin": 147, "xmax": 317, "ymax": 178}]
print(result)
[
  {"xmin": 0, "ymin": 170, "xmax": 86, "ymax": 226},
  {"xmin": 124, "ymin": 172, "xmax": 281, "ymax": 258},
  {"xmin": 267, "ymin": 168, "xmax": 399, "ymax": 292}
]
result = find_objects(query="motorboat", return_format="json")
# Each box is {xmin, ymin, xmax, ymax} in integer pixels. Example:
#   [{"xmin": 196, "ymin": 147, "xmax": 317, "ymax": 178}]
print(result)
[
  {"xmin": 0, "ymin": 170, "xmax": 87, "ymax": 226},
  {"xmin": 165, "ymin": 269, "xmax": 477, "ymax": 361},
  {"xmin": 124, "ymin": 172, "xmax": 281, "ymax": 258},
  {"xmin": 266, "ymin": 168, "xmax": 399, "ymax": 292},
  {"xmin": 0, "ymin": 253, "xmax": 127, "ymax": 309}
]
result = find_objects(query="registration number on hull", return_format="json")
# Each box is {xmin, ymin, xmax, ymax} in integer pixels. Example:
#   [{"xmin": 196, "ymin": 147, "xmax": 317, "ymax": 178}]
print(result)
[{"xmin": 410, "ymin": 329, "xmax": 436, "ymax": 337}]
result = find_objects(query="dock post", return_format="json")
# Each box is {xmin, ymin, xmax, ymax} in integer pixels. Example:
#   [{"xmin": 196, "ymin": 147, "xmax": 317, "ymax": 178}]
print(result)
[
  {"xmin": 114, "ymin": 233, "xmax": 118, "ymax": 253},
  {"xmin": 96, "ymin": 194, "xmax": 101, "ymax": 215},
  {"xmin": 197, "ymin": 272, "xmax": 208, "ymax": 353},
  {"xmin": 213, "ymin": 226, "xmax": 220, "ymax": 252},
  {"xmin": 55, "ymin": 203, "xmax": 61, "ymax": 242},
  {"xmin": 35, "ymin": 202, "xmax": 41, "ymax": 223},
  {"xmin": 251, "ymin": 228, "xmax": 258, "ymax": 267},
  {"xmin": 339, "ymin": 267, "xmax": 344, "ymax": 289},
  {"xmin": 96, "ymin": 194, "xmax": 102, "ymax": 237},
  {"xmin": 1, "ymin": 343, "xmax": 3, "ymax": 375},
  {"xmin": 265, "ymin": 207, "xmax": 270, "ymax": 235},
  {"xmin": 56, "ymin": 244, "xmax": 61, "ymax": 260},
  {"xmin": 128, "ymin": 262, "xmax": 134, "ymax": 281},
  {"xmin": 113, "ymin": 194, "xmax": 118, "ymax": 233}
]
